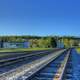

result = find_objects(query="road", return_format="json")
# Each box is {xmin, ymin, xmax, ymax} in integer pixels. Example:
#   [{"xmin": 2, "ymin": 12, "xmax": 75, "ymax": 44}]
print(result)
[
  {"xmin": 0, "ymin": 49, "xmax": 64, "ymax": 80},
  {"xmin": 0, "ymin": 48, "xmax": 79, "ymax": 80}
]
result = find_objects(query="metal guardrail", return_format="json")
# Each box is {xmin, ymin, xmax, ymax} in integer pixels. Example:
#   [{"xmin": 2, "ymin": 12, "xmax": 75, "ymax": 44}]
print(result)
[{"xmin": 58, "ymin": 49, "xmax": 71, "ymax": 80}]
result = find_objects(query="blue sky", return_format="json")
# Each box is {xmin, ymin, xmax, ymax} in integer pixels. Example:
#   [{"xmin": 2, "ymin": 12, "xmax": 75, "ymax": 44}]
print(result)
[{"xmin": 0, "ymin": 0, "xmax": 80, "ymax": 36}]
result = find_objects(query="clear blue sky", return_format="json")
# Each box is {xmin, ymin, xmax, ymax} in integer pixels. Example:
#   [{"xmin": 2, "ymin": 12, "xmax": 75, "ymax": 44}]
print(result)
[{"xmin": 0, "ymin": 0, "xmax": 80, "ymax": 36}]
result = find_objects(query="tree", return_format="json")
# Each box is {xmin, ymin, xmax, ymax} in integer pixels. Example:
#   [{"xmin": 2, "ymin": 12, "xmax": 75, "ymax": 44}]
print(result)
[{"xmin": 47, "ymin": 37, "xmax": 57, "ymax": 48}]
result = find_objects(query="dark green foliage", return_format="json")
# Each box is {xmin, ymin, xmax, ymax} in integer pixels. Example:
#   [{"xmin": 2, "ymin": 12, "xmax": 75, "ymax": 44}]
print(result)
[
  {"xmin": 1, "ymin": 39, "xmax": 4, "ymax": 48},
  {"xmin": 29, "ymin": 37, "xmax": 57, "ymax": 48},
  {"xmin": 49, "ymin": 37, "xmax": 57, "ymax": 47}
]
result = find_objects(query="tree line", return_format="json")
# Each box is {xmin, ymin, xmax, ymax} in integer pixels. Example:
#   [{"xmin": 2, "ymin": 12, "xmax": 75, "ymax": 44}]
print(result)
[{"xmin": 0, "ymin": 35, "xmax": 79, "ymax": 48}]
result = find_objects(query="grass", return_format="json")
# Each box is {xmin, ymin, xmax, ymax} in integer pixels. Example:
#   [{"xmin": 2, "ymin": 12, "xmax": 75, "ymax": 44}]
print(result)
[
  {"xmin": 0, "ymin": 48, "xmax": 52, "ymax": 53},
  {"xmin": 0, "ymin": 48, "xmax": 53, "ymax": 58},
  {"xmin": 76, "ymin": 47, "xmax": 80, "ymax": 53}
]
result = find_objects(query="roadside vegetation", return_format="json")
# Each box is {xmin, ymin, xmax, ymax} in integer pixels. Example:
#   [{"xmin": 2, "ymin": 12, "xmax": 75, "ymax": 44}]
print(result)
[
  {"xmin": 0, "ymin": 35, "xmax": 79, "ymax": 58},
  {"xmin": 0, "ymin": 35, "xmax": 79, "ymax": 49},
  {"xmin": 76, "ymin": 47, "xmax": 80, "ymax": 53},
  {"xmin": 0, "ymin": 48, "xmax": 53, "ymax": 58},
  {"xmin": 0, "ymin": 48, "xmax": 52, "ymax": 53}
]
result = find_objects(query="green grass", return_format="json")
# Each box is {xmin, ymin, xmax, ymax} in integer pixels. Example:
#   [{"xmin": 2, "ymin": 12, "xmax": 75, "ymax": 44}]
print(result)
[
  {"xmin": 0, "ymin": 48, "xmax": 53, "ymax": 58},
  {"xmin": 0, "ymin": 48, "xmax": 52, "ymax": 53},
  {"xmin": 76, "ymin": 47, "xmax": 80, "ymax": 53}
]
